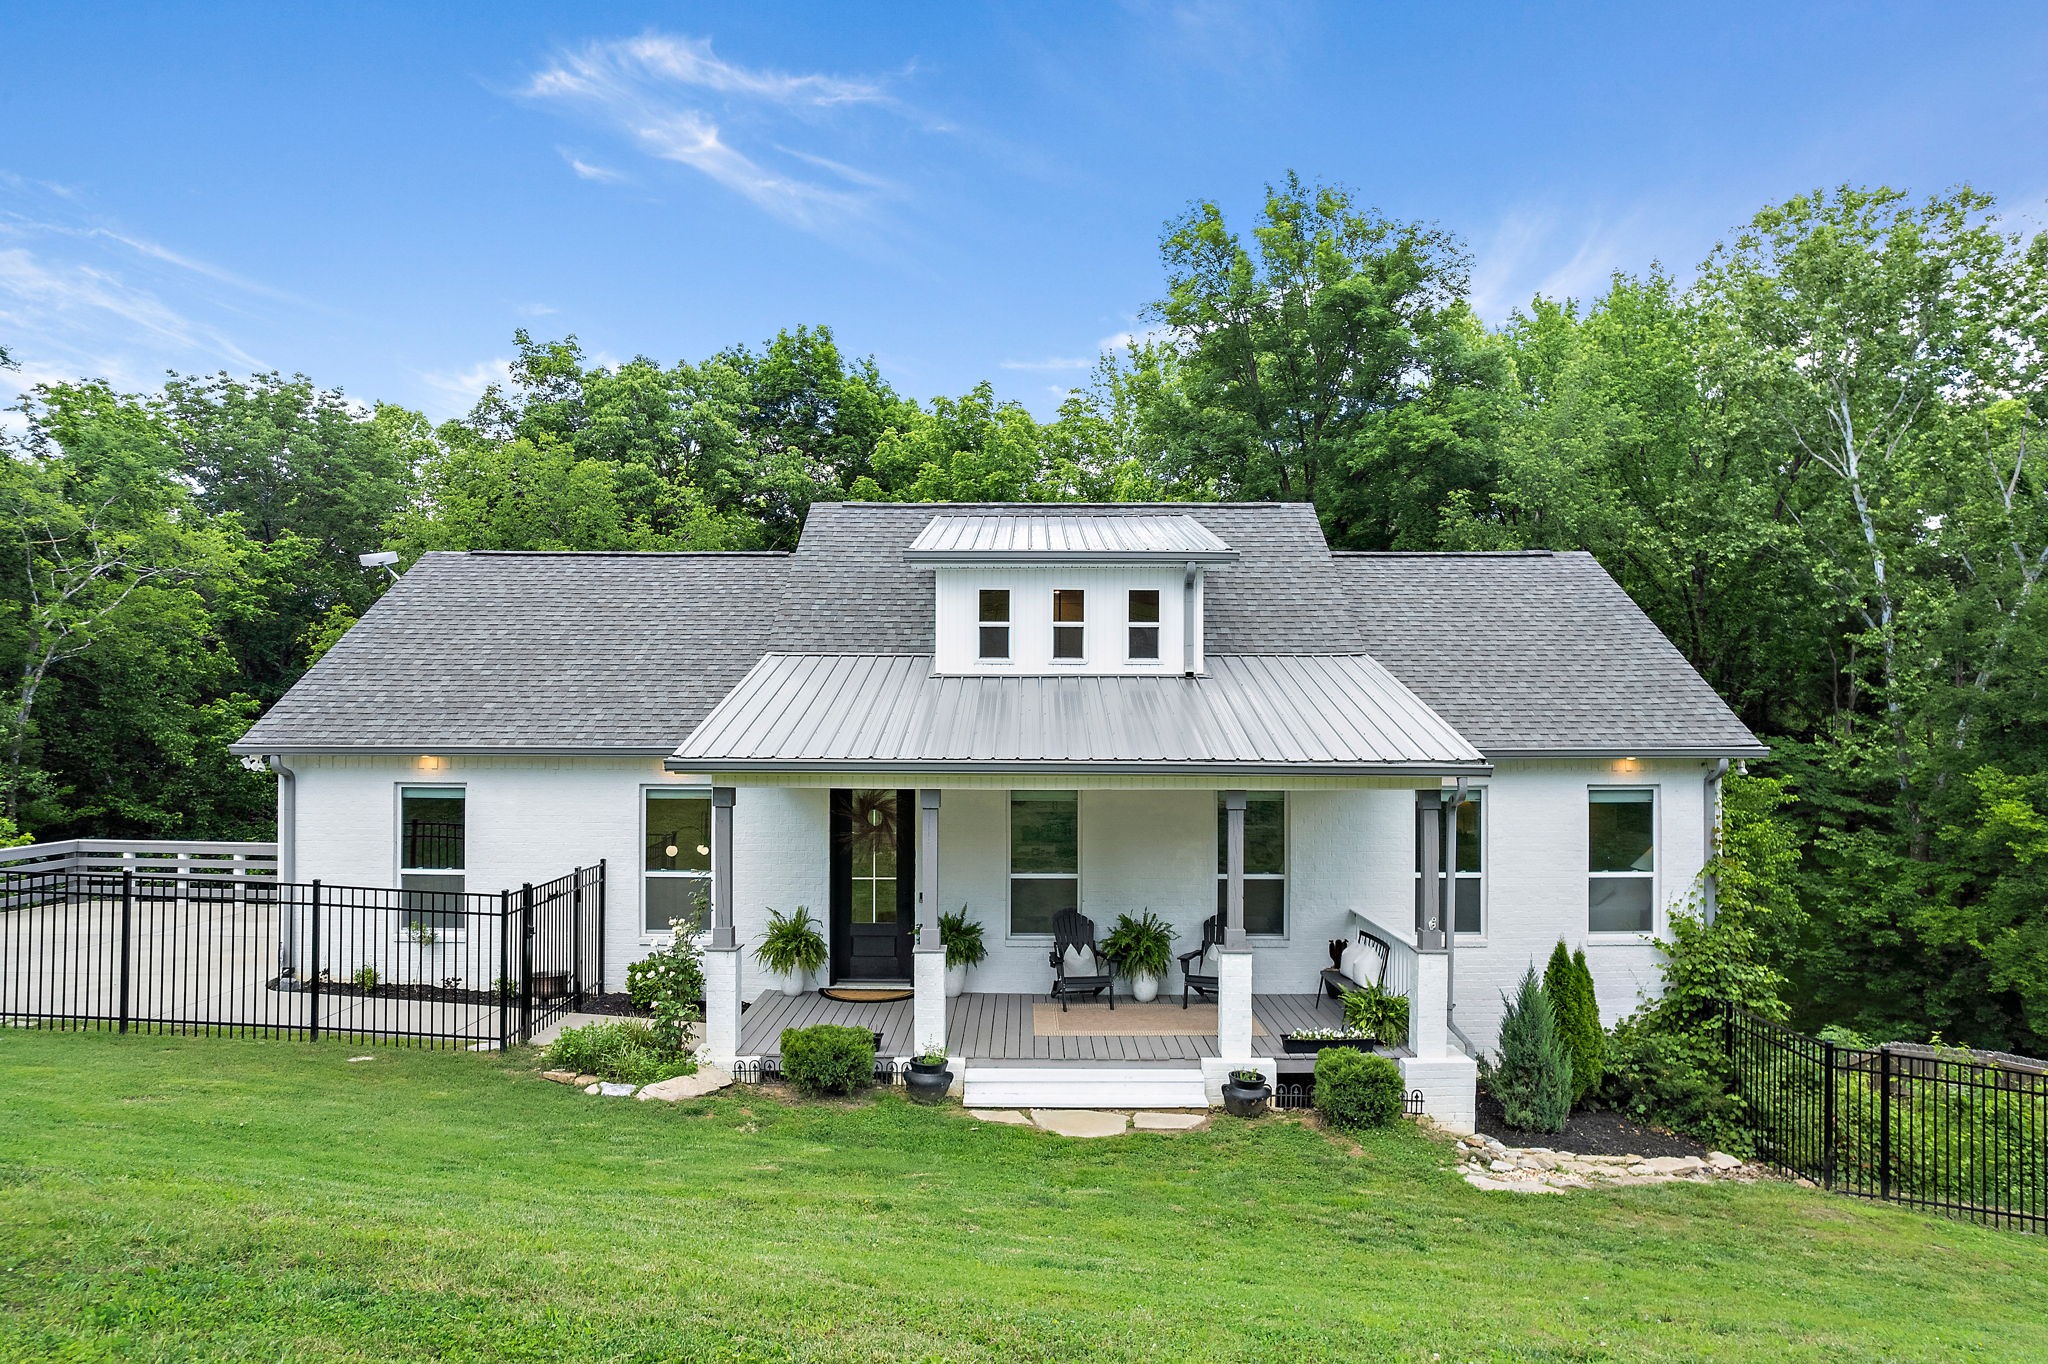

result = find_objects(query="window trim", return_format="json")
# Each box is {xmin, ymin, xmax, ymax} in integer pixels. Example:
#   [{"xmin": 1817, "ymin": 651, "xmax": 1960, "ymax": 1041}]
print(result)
[
  {"xmin": 1415, "ymin": 787, "xmax": 1488, "ymax": 940},
  {"xmin": 1586, "ymin": 785, "xmax": 1659, "ymax": 940},
  {"xmin": 643, "ymin": 785, "xmax": 713, "ymax": 940},
  {"xmin": 1216, "ymin": 790, "xmax": 1288, "ymax": 940},
  {"xmin": 977, "ymin": 589, "xmax": 1012, "ymax": 663},
  {"xmin": 396, "ymin": 783, "xmax": 467, "ymax": 937},
  {"xmin": 1006, "ymin": 789, "xmax": 1079, "ymax": 939},
  {"xmin": 1126, "ymin": 588, "xmax": 1162, "ymax": 664},
  {"xmin": 1051, "ymin": 588, "xmax": 1086, "ymax": 664}
]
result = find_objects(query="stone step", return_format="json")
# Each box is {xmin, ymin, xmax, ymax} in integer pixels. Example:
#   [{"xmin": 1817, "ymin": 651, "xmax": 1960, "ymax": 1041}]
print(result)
[{"xmin": 961, "ymin": 1064, "xmax": 1209, "ymax": 1109}]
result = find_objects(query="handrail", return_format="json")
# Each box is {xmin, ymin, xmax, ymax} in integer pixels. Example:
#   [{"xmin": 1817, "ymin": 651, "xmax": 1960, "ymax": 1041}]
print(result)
[{"xmin": 1345, "ymin": 906, "xmax": 1418, "ymax": 1014}]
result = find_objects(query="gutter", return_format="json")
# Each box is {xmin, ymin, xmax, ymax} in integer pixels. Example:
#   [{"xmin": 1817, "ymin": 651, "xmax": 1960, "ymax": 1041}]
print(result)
[
  {"xmin": 226, "ymin": 743, "xmax": 680, "ymax": 758},
  {"xmin": 265, "ymin": 755, "xmax": 298, "ymax": 980},
  {"xmin": 1183, "ymin": 561, "xmax": 1201, "ymax": 676},
  {"xmin": 662, "ymin": 757, "xmax": 1494, "ymax": 777},
  {"xmin": 1479, "ymin": 745, "xmax": 1770, "ymax": 761}
]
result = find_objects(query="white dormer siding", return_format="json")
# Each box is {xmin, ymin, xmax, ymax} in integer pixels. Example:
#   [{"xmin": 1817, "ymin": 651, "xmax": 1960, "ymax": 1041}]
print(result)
[
  {"xmin": 932, "ymin": 564, "xmax": 1206, "ymax": 675},
  {"xmin": 908, "ymin": 512, "xmax": 1237, "ymax": 677}
]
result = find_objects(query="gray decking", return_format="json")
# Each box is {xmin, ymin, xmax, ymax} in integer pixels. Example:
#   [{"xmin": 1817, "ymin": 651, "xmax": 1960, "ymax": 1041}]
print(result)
[{"xmin": 736, "ymin": 989, "xmax": 1345, "ymax": 1060}]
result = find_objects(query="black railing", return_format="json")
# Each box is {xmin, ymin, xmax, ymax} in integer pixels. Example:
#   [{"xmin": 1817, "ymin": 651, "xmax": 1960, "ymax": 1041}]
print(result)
[
  {"xmin": 1726, "ymin": 1005, "xmax": 2047, "ymax": 1233},
  {"xmin": 0, "ymin": 863, "xmax": 604, "ymax": 1050},
  {"xmin": 1270, "ymin": 1079, "xmax": 1425, "ymax": 1115},
  {"xmin": 730, "ymin": 1056, "xmax": 911, "ymax": 1086}
]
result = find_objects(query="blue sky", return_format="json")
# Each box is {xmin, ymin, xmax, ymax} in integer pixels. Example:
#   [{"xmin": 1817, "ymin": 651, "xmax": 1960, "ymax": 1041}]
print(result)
[{"xmin": 4, "ymin": 2, "xmax": 2046, "ymax": 425}]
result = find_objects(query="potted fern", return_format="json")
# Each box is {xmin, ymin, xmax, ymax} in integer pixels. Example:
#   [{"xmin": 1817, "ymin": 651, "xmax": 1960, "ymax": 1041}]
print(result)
[
  {"xmin": 1101, "ymin": 910, "xmax": 1176, "ymax": 1003},
  {"xmin": 938, "ymin": 906, "xmax": 986, "ymax": 997},
  {"xmin": 755, "ymin": 906, "xmax": 827, "ymax": 996}
]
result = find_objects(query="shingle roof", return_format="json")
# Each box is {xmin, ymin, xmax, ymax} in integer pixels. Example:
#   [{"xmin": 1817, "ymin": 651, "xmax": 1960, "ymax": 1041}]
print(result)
[
  {"xmin": 231, "ymin": 551, "xmax": 792, "ymax": 753},
  {"xmin": 905, "ymin": 512, "xmax": 1236, "ymax": 561},
  {"xmin": 1335, "ymin": 550, "xmax": 1765, "ymax": 757},
  {"xmin": 672, "ymin": 653, "xmax": 1486, "ymax": 774},
  {"xmin": 233, "ymin": 502, "xmax": 1763, "ymax": 759}
]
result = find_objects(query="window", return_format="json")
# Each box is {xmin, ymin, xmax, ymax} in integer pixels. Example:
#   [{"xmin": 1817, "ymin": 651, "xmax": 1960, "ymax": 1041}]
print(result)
[
  {"xmin": 1589, "ymin": 789, "xmax": 1655, "ymax": 933},
  {"xmin": 1217, "ymin": 792, "xmax": 1285, "ymax": 936},
  {"xmin": 645, "ymin": 789, "xmax": 711, "ymax": 934},
  {"xmin": 846, "ymin": 789, "xmax": 900, "ymax": 926},
  {"xmin": 1414, "ymin": 791, "xmax": 1485, "ymax": 935},
  {"xmin": 1010, "ymin": 790, "xmax": 1077, "ymax": 934},
  {"xmin": 1127, "ymin": 589, "xmax": 1161, "ymax": 660},
  {"xmin": 399, "ymin": 786, "xmax": 465, "ymax": 930},
  {"xmin": 1052, "ymin": 589, "xmax": 1085, "ymax": 660},
  {"xmin": 978, "ymin": 589, "xmax": 1010, "ymax": 661}
]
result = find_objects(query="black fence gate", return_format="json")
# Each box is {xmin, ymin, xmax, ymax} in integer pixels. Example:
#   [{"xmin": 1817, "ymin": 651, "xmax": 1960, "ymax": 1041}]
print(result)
[
  {"xmin": 1, "ymin": 862, "xmax": 605, "ymax": 1049},
  {"xmin": 1725, "ymin": 1006, "xmax": 2047, "ymax": 1233}
]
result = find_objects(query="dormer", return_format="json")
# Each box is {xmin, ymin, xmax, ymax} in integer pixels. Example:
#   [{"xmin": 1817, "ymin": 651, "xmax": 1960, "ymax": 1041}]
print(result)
[{"xmin": 906, "ymin": 513, "xmax": 1238, "ymax": 676}]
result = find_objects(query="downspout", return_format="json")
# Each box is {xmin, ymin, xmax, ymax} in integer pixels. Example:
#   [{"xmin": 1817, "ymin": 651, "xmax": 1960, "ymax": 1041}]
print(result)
[
  {"xmin": 1702, "ymin": 758, "xmax": 1729, "ymax": 923},
  {"xmin": 266, "ymin": 755, "xmax": 299, "ymax": 982},
  {"xmin": 1182, "ymin": 561, "xmax": 1201, "ymax": 676}
]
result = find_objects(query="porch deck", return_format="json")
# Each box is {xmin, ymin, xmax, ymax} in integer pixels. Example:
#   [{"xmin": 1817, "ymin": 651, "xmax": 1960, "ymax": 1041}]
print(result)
[{"xmin": 736, "ymin": 989, "xmax": 1350, "ymax": 1061}]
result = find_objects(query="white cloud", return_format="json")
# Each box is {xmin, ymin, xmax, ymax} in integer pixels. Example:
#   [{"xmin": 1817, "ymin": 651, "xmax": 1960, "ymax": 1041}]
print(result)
[
  {"xmin": 420, "ymin": 357, "xmax": 513, "ymax": 419},
  {"xmin": 1467, "ymin": 203, "xmax": 1675, "ymax": 323},
  {"xmin": 517, "ymin": 302, "xmax": 558, "ymax": 318},
  {"xmin": 519, "ymin": 33, "xmax": 922, "ymax": 233},
  {"xmin": 1000, "ymin": 355, "xmax": 1093, "ymax": 372},
  {"xmin": 561, "ymin": 152, "xmax": 627, "ymax": 184}
]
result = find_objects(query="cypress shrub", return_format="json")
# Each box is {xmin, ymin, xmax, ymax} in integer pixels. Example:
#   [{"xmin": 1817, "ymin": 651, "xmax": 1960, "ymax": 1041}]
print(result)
[
  {"xmin": 1313, "ymin": 1048, "xmax": 1405, "ymax": 1130},
  {"xmin": 1493, "ymin": 967, "xmax": 1573, "ymax": 1131},
  {"xmin": 780, "ymin": 1025, "xmax": 876, "ymax": 1096},
  {"xmin": 1543, "ymin": 940, "xmax": 1603, "ymax": 1104}
]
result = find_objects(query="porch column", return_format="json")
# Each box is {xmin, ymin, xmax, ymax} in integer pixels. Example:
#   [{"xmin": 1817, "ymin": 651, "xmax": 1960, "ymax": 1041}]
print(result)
[
  {"xmin": 1415, "ymin": 790, "xmax": 1445, "ymax": 951},
  {"xmin": 1217, "ymin": 790, "xmax": 1254, "ymax": 1064},
  {"xmin": 1411, "ymin": 788, "xmax": 1450, "ymax": 1059},
  {"xmin": 911, "ymin": 789, "xmax": 947, "ymax": 1056},
  {"xmin": 701, "ymin": 786, "xmax": 741, "ymax": 1067}
]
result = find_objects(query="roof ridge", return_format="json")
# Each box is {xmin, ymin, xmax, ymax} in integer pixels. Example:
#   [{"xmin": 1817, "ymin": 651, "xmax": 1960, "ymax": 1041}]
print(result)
[
  {"xmin": 1333, "ymin": 549, "xmax": 1557, "ymax": 558},
  {"xmin": 463, "ymin": 550, "xmax": 793, "ymax": 558}
]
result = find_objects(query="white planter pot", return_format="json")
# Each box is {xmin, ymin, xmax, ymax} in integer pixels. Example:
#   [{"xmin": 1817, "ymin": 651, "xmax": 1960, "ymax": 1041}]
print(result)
[
  {"xmin": 1129, "ymin": 971, "xmax": 1160, "ymax": 1004},
  {"xmin": 780, "ymin": 968, "xmax": 810, "ymax": 997},
  {"xmin": 944, "ymin": 963, "xmax": 968, "ymax": 998}
]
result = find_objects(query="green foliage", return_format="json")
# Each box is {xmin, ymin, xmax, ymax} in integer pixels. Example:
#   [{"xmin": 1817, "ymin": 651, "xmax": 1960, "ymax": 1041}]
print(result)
[
  {"xmin": 1597, "ymin": 1016, "xmax": 1750, "ymax": 1155},
  {"xmin": 626, "ymin": 931, "xmax": 706, "ymax": 1011},
  {"xmin": 543, "ymin": 1020, "xmax": 695, "ymax": 1087},
  {"xmin": 1543, "ymin": 941, "xmax": 1603, "ymax": 1102},
  {"xmin": 649, "ymin": 997, "xmax": 702, "ymax": 1058},
  {"xmin": 350, "ymin": 965, "xmax": 379, "ymax": 993},
  {"xmin": 1338, "ymin": 982, "xmax": 1410, "ymax": 1047},
  {"xmin": 937, "ymin": 906, "xmax": 986, "ymax": 969},
  {"xmin": 1313, "ymin": 1048, "xmax": 1405, "ymax": 1130},
  {"xmin": 1489, "ymin": 968, "xmax": 1573, "ymax": 1132},
  {"xmin": 779, "ymin": 1024, "xmax": 875, "ymax": 1096},
  {"xmin": 1100, "ymin": 910, "xmax": 1176, "ymax": 980},
  {"xmin": 0, "ymin": 815, "xmax": 32, "ymax": 848},
  {"xmin": 754, "ymin": 907, "xmax": 827, "ymax": 978}
]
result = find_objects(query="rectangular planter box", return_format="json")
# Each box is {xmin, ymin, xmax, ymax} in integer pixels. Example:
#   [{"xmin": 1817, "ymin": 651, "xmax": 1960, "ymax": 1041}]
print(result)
[{"xmin": 1281, "ymin": 1035, "xmax": 1379, "ymax": 1055}]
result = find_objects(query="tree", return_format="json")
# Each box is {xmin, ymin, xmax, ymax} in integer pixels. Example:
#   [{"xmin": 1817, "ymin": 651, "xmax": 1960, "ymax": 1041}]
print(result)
[
  {"xmin": 1490, "ymin": 967, "xmax": 1573, "ymax": 1132},
  {"xmin": 1543, "ymin": 939, "xmax": 1602, "ymax": 1103}
]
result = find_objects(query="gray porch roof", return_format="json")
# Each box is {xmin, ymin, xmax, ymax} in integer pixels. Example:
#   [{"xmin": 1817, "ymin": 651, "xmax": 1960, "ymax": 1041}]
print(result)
[{"xmin": 668, "ymin": 652, "xmax": 1488, "ymax": 775}]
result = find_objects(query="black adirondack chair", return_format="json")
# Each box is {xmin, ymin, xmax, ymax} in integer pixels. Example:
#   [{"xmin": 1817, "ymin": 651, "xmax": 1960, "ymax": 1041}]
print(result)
[
  {"xmin": 1049, "ymin": 909, "xmax": 1114, "ymax": 1010},
  {"xmin": 1177, "ymin": 912, "xmax": 1223, "ymax": 1008}
]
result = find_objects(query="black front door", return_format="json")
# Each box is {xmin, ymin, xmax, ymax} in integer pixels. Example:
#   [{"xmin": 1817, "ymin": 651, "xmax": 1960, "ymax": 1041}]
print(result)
[{"xmin": 829, "ymin": 789, "xmax": 916, "ymax": 982}]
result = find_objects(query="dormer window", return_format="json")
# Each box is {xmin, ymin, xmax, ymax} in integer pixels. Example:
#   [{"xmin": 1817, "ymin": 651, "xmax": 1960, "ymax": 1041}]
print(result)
[
  {"xmin": 1052, "ymin": 590, "xmax": 1086, "ymax": 660},
  {"xmin": 978, "ymin": 589, "xmax": 1011, "ymax": 660},
  {"xmin": 1128, "ymin": 589, "xmax": 1160, "ymax": 661}
]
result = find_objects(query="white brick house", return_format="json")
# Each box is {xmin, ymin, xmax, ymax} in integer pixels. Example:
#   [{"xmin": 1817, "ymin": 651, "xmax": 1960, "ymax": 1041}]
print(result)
[{"xmin": 233, "ymin": 502, "xmax": 1764, "ymax": 1130}]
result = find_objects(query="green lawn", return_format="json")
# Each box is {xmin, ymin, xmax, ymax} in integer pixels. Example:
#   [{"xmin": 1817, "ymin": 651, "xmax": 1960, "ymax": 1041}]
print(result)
[{"xmin": 2, "ymin": 1032, "xmax": 2042, "ymax": 1362}]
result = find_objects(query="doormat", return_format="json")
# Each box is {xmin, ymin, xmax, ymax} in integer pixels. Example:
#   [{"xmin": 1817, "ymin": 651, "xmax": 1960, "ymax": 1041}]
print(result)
[
  {"xmin": 820, "ymin": 987, "xmax": 913, "ymax": 1002},
  {"xmin": 1031, "ymin": 1002, "xmax": 1270, "ymax": 1037}
]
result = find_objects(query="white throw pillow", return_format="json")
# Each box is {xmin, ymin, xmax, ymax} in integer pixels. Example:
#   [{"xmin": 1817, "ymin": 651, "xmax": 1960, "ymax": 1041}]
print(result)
[
  {"xmin": 1199, "ymin": 944, "xmax": 1220, "ymax": 974},
  {"xmin": 1338, "ymin": 941, "xmax": 1366, "ymax": 982},
  {"xmin": 1356, "ymin": 936, "xmax": 1389, "ymax": 985},
  {"xmin": 1062, "ymin": 944, "xmax": 1098, "ymax": 977}
]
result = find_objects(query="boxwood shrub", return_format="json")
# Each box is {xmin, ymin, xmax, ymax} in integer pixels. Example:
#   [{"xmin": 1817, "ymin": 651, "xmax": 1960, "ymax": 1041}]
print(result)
[
  {"xmin": 1313, "ymin": 1047, "xmax": 1405, "ymax": 1130},
  {"xmin": 781, "ymin": 1024, "xmax": 876, "ymax": 1096}
]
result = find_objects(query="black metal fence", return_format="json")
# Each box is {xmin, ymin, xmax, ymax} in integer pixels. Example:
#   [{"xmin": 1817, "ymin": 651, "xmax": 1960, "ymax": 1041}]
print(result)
[
  {"xmin": 1726, "ymin": 1006, "xmax": 2047, "ymax": 1233},
  {"xmin": 730, "ymin": 1056, "xmax": 912, "ymax": 1087},
  {"xmin": 1270, "ymin": 1077, "xmax": 1426, "ymax": 1115},
  {"xmin": 1, "ymin": 863, "xmax": 605, "ymax": 1050}
]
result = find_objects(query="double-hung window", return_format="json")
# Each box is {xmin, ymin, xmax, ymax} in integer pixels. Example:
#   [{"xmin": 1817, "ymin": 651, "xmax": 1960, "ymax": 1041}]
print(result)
[
  {"xmin": 399, "ymin": 786, "xmax": 466, "ymax": 930},
  {"xmin": 1127, "ymin": 589, "xmax": 1160, "ymax": 661},
  {"xmin": 1415, "ymin": 792, "xmax": 1485, "ymax": 935},
  {"xmin": 1217, "ymin": 792, "xmax": 1286, "ymax": 935},
  {"xmin": 1052, "ymin": 589, "xmax": 1085, "ymax": 660},
  {"xmin": 645, "ymin": 789, "xmax": 712, "ymax": 935},
  {"xmin": 1588, "ymin": 789, "xmax": 1655, "ymax": 933},
  {"xmin": 978, "ymin": 589, "xmax": 1011, "ymax": 661},
  {"xmin": 1010, "ymin": 790, "xmax": 1078, "ymax": 934}
]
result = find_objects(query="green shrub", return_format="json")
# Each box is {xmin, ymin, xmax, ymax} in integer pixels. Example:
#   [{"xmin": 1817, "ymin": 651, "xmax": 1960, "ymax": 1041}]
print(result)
[
  {"xmin": 1313, "ymin": 1048, "xmax": 1405, "ymax": 1130},
  {"xmin": 1340, "ymin": 982, "xmax": 1410, "ymax": 1047},
  {"xmin": 1490, "ymin": 967, "xmax": 1573, "ymax": 1132},
  {"xmin": 1543, "ymin": 940, "xmax": 1603, "ymax": 1103},
  {"xmin": 1596, "ymin": 1016, "xmax": 1748, "ymax": 1154},
  {"xmin": 350, "ymin": 965, "xmax": 379, "ymax": 993},
  {"xmin": 626, "ymin": 930, "xmax": 705, "ymax": 1012},
  {"xmin": 543, "ymin": 1020, "xmax": 695, "ymax": 1087},
  {"xmin": 780, "ymin": 1024, "xmax": 875, "ymax": 1095}
]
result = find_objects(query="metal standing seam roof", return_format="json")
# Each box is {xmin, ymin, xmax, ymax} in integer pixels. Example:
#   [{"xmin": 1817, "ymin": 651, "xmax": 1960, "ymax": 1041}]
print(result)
[
  {"xmin": 904, "ymin": 512, "xmax": 1238, "ymax": 561},
  {"xmin": 669, "ymin": 653, "xmax": 1489, "ymax": 774}
]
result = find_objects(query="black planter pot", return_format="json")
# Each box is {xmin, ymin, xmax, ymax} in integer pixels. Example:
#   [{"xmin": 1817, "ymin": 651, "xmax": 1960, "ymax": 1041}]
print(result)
[
  {"xmin": 1221, "ymin": 1076, "xmax": 1270, "ymax": 1118},
  {"xmin": 908, "ymin": 1056, "xmax": 948, "ymax": 1075},
  {"xmin": 1281, "ymin": 1035, "xmax": 1378, "ymax": 1055},
  {"xmin": 904, "ymin": 1067, "xmax": 952, "ymax": 1105}
]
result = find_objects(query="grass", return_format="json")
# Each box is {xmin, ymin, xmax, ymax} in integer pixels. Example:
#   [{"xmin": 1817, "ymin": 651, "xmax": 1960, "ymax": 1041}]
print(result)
[{"xmin": 2, "ymin": 1032, "xmax": 2045, "ymax": 1362}]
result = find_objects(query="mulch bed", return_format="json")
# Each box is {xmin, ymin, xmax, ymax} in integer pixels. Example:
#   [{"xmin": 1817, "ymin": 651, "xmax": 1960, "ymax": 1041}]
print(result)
[
  {"xmin": 572, "ymin": 992, "xmax": 645, "ymax": 1018},
  {"xmin": 1474, "ymin": 1091, "xmax": 1710, "ymax": 1158}
]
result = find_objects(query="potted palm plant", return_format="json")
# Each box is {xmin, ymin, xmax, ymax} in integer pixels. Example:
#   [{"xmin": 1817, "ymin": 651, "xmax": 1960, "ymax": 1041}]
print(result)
[
  {"xmin": 755, "ymin": 906, "xmax": 827, "ymax": 996},
  {"xmin": 1101, "ymin": 910, "xmax": 1176, "ymax": 1003},
  {"xmin": 938, "ymin": 906, "xmax": 986, "ymax": 998}
]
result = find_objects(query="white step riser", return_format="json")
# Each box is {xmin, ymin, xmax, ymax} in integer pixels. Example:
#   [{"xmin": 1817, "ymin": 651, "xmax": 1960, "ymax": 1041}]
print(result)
[{"xmin": 962, "ymin": 1067, "xmax": 1209, "ymax": 1109}]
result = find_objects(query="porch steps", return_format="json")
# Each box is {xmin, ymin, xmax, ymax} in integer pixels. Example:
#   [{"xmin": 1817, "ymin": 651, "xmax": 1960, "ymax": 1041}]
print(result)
[{"xmin": 961, "ymin": 1063, "xmax": 1208, "ymax": 1110}]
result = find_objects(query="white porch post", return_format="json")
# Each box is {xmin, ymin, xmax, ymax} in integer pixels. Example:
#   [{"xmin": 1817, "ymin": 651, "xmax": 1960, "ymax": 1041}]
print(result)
[
  {"xmin": 1399, "ymin": 786, "xmax": 1477, "ymax": 1132},
  {"xmin": 911, "ymin": 788, "xmax": 947, "ymax": 1056},
  {"xmin": 701, "ymin": 785, "xmax": 741, "ymax": 1066},
  {"xmin": 1217, "ymin": 790, "xmax": 1254, "ymax": 1064}
]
